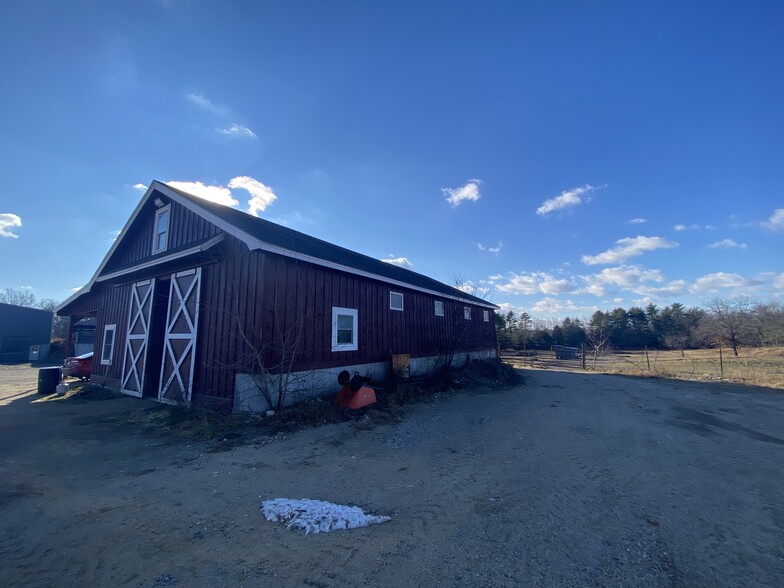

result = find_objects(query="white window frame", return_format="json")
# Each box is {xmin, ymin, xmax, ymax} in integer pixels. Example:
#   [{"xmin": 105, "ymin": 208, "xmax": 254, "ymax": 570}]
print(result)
[
  {"xmin": 101, "ymin": 324, "xmax": 117, "ymax": 365},
  {"xmin": 152, "ymin": 204, "xmax": 171, "ymax": 255},
  {"xmin": 483, "ymin": 310, "xmax": 490, "ymax": 322},
  {"xmin": 464, "ymin": 306, "xmax": 472, "ymax": 320},
  {"xmin": 434, "ymin": 300, "xmax": 444, "ymax": 317},
  {"xmin": 389, "ymin": 291, "xmax": 404, "ymax": 311},
  {"xmin": 331, "ymin": 307, "xmax": 358, "ymax": 352}
]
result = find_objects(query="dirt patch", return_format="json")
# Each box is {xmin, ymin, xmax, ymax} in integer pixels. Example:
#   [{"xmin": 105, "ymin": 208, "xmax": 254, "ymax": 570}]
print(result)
[{"xmin": 1, "ymin": 363, "xmax": 783, "ymax": 586}]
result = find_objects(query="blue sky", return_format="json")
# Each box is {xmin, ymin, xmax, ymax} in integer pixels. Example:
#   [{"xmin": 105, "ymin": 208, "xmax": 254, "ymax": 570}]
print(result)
[{"xmin": 1, "ymin": 0, "xmax": 782, "ymax": 319}]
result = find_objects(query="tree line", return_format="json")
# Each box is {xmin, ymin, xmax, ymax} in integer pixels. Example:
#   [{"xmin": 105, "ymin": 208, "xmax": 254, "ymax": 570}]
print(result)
[{"xmin": 496, "ymin": 298, "xmax": 784, "ymax": 357}]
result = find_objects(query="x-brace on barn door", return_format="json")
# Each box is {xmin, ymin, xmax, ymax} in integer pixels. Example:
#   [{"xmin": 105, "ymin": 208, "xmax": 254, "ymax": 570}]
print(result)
[
  {"xmin": 121, "ymin": 279, "xmax": 155, "ymax": 397},
  {"xmin": 158, "ymin": 268, "xmax": 201, "ymax": 405}
]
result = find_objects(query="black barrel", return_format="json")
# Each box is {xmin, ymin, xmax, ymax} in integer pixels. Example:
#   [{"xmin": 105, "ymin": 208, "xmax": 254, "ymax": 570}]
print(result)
[{"xmin": 38, "ymin": 367, "xmax": 61, "ymax": 394}]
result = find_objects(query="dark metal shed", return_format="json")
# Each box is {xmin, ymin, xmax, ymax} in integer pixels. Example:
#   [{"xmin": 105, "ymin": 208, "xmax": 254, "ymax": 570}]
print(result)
[{"xmin": 0, "ymin": 303, "xmax": 53, "ymax": 361}]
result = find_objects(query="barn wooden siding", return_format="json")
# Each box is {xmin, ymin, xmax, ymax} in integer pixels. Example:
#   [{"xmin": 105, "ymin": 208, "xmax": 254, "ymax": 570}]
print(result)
[
  {"xmin": 104, "ymin": 197, "xmax": 221, "ymax": 272},
  {"xmin": 191, "ymin": 249, "xmax": 497, "ymax": 406},
  {"xmin": 91, "ymin": 283, "xmax": 132, "ymax": 384}
]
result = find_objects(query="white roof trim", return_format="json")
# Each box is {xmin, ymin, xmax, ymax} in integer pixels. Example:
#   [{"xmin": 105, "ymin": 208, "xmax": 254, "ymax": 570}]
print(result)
[
  {"xmin": 58, "ymin": 181, "xmax": 498, "ymax": 313},
  {"xmin": 95, "ymin": 234, "xmax": 224, "ymax": 282}
]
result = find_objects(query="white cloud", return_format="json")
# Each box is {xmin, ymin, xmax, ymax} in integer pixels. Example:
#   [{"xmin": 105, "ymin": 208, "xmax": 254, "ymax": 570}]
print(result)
[
  {"xmin": 166, "ymin": 180, "xmax": 239, "ymax": 207},
  {"xmin": 229, "ymin": 176, "xmax": 277, "ymax": 216},
  {"xmin": 132, "ymin": 183, "xmax": 147, "ymax": 191},
  {"xmin": 536, "ymin": 184, "xmax": 598, "ymax": 217},
  {"xmin": 629, "ymin": 218, "xmax": 646, "ymax": 224},
  {"xmin": 773, "ymin": 274, "xmax": 784, "ymax": 290},
  {"xmin": 578, "ymin": 265, "xmax": 665, "ymax": 297},
  {"xmin": 581, "ymin": 236, "xmax": 678, "ymax": 266},
  {"xmin": 674, "ymin": 224, "xmax": 687, "ymax": 231},
  {"xmin": 0, "ymin": 213, "xmax": 22, "ymax": 238},
  {"xmin": 496, "ymin": 272, "xmax": 576, "ymax": 296},
  {"xmin": 380, "ymin": 257, "xmax": 413, "ymax": 268},
  {"xmin": 635, "ymin": 279, "xmax": 689, "ymax": 299},
  {"xmin": 705, "ymin": 225, "xmax": 717, "ymax": 230},
  {"xmin": 708, "ymin": 238, "xmax": 747, "ymax": 250},
  {"xmin": 530, "ymin": 297, "xmax": 599, "ymax": 317},
  {"xmin": 762, "ymin": 208, "xmax": 784, "ymax": 232},
  {"xmin": 186, "ymin": 93, "xmax": 226, "ymax": 116},
  {"xmin": 689, "ymin": 272, "xmax": 748, "ymax": 294},
  {"xmin": 166, "ymin": 176, "xmax": 278, "ymax": 215},
  {"xmin": 477, "ymin": 241, "xmax": 502, "ymax": 255},
  {"xmin": 217, "ymin": 124, "xmax": 257, "ymax": 140},
  {"xmin": 442, "ymin": 179, "xmax": 482, "ymax": 207}
]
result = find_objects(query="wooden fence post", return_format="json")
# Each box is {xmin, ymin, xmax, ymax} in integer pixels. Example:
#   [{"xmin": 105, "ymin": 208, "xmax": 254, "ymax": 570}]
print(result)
[
  {"xmin": 719, "ymin": 348, "xmax": 724, "ymax": 379},
  {"xmin": 645, "ymin": 347, "xmax": 651, "ymax": 371},
  {"xmin": 581, "ymin": 344, "xmax": 586, "ymax": 370}
]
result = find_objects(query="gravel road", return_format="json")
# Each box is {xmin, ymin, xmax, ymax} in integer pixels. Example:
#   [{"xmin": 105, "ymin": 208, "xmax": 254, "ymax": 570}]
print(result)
[{"xmin": 1, "ymin": 364, "xmax": 782, "ymax": 587}]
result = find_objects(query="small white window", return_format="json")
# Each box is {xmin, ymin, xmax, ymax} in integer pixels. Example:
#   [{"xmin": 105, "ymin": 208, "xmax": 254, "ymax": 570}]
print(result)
[
  {"xmin": 101, "ymin": 324, "xmax": 116, "ymax": 365},
  {"xmin": 434, "ymin": 300, "xmax": 444, "ymax": 316},
  {"xmin": 389, "ymin": 291, "xmax": 404, "ymax": 311},
  {"xmin": 331, "ymin": 307, "xmax": 358, "ymax": 351},
  {"xmin": 464, "ymin": 306, "xmax": 471, "ymax": 320},
  {"xmin": 483, "ymin": 310, "xmax": 490, "ymax": 322},
  {"xmin": 152, "ymin": 204, "xmax": 171, "ymax": 254}
]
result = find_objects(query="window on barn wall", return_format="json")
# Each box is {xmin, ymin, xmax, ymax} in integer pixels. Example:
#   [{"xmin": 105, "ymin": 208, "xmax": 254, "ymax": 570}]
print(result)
[
  {"xmin": 483, "ymin": 310, "xmax": 490, "ymax": 322},
  {"xmin": 434, "ymin": 300, "xmax": 444, "ymax": 316},
  {"xmin": 331, "ymin": 307, "xmax": 358, "ymax": 351},
  {"xmin": 464, "ymin": 306, "xmax": 471, "ymax": 320},
  {"xmin": 152, "ymin": 204, "xmax": 171, "ymax": 254},
  {"xmin": 101, "ymin": 324, "xmax": 116, "ymax": 365},
  {"xmin": 389, "ymin": 291, "xmax": 404, "ymax": 311}
]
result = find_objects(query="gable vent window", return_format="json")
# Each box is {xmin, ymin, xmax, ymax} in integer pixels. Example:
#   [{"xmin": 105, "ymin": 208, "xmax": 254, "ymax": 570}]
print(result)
[
  {"xmin": 152, "ymin": 204, "xmax": 171, "ymax": 254},
  {"xmin": 434, "ymin": 300, "xmax": 444, "ymax": 316},
  {"xmin": 483, "ymin": 310, "xmax": 490, "ymax": 322},
  {"xmin": 331, "ymin": 307, "xmax": 358, "ymax": 352},
  {"xmin": 389, "ymin": 291, "xmax": 404, "ymax": 311},
  {"xmin": 464, "ymin": 306, "xmax": 472, "ymax": 320}
]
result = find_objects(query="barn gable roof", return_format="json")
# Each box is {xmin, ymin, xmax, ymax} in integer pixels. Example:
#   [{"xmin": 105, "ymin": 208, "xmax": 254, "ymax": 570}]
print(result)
[{"xmin": 58, "ymin": 181, "xmax": 498, "ymax": 313}]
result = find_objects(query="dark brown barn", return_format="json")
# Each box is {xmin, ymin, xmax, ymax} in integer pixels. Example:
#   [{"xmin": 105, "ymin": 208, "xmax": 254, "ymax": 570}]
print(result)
[{"xmin": 57, "ymin": 181, "xmax": 499, "ymax": 411}]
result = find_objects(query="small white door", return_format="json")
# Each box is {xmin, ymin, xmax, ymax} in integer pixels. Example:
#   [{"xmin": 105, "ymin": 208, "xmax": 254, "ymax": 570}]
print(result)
[
  {"xmin": 158, "ymin": 268, "xmax": 201, "ymax": 405},
  {"xmin": 121, "ymin": 279, "xmax": 155, "ymax": 397}
]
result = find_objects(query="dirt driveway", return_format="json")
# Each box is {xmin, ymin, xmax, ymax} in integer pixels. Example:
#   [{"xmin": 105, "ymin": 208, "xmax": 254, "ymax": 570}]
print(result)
[{"xmin": 1, "ymin": 364, "xmax": 783, "ymax": 587}]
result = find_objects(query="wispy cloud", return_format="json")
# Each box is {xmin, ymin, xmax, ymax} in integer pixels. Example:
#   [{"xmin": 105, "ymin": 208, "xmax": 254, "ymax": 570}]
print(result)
[
  {"xmin": 708, "ymin": 238, "xmax": 747, "ymax": 250},
  {"xmin": 762, "ymin": 208, "xmax": 784, "ymax": 232},
  {"xmin": 536, "ymin": 184, "xmax": 599, "ymax": 217},
  {"xmin": 228, "ymin": 176, "xmax": 277, "ymax": 216},
  {"xmin": 530, "ymin": 297, "xmax": 599, "ymax": 317},
  {"xmin": 442, "ymin": 179, "xmax": 482, "ymax": 207},
  {"xmin": 674, "ymin": 224, "xmax": 687, "ymax": 231},
  {"xmin": 689, "ymin": 272, "xmax": 750, "ymax": 295},
  {"xmin": 496, "ymin": 272, "xmax": 576, "ymax": 296},
  {"xmin": 629, "ymin": 218, "xmax": 646, "ymax": 224},
  {"xmin": 132, "ymin": 183, "xmax": 147, "ymax": 191},
  {"xmin": 186, "ymin": 93, "xmax": 226, "ymax": 116},
  {"xmin": 477, "ymin": 241, "xmax": 502, "ymax": 255},
  {"xmin": 166, "ymin": 180, "xmax": 239, "ymax": 207},
  {"xmin": 217, "ymin": 124, "xmax": 257, "ymax": 140},
  {"xmin": 186, "ymin": 93, "xmax": 257, "ymax": 139},
  {"xmin": 380, "ymin": 256, "xmax": 414, "ymax": 268},
  {"xmin": 0, "ymin": 213, "xmax": 22, "ymax": 238},
  {"xmin": 581, "ymin": 236, "xmax": 678, "ymax": 266}
]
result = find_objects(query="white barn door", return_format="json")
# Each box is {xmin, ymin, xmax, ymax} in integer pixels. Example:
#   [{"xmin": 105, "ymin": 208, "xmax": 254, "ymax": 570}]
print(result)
[
  {"xmin": 158, "ymin": 268, "xmax": 201, "ymax": 405},
  {"xmin": 121, "ymin": 279, "xmax": 155, "ymax": 397}
]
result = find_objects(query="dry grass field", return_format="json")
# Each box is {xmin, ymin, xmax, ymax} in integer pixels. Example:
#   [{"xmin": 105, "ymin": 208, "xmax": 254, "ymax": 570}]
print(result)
[{"xmin": 504, "ymin": 346, "xmax": 784, "ymax": 390}]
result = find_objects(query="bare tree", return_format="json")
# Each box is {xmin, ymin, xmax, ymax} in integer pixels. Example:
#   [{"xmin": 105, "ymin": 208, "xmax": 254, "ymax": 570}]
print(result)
[
  {"xmin": 0, "ymin": 287, "xmax": 36, "ymax": 307},
  {"xmin": 707, "ymin": 297, "xmax": 752, "ymax": 357},
  {"xmin": 584, "ymin": 311, "xmax": 611, "ymax": 368}
]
